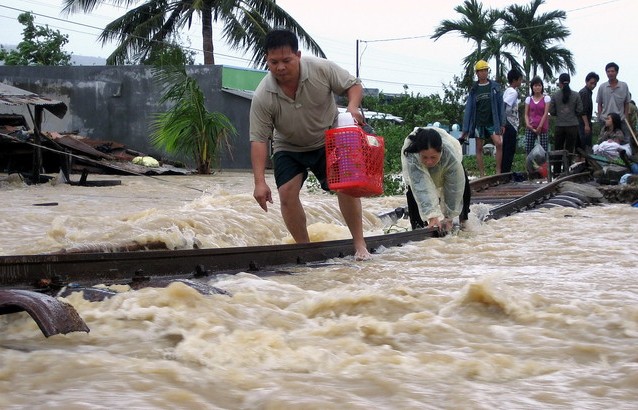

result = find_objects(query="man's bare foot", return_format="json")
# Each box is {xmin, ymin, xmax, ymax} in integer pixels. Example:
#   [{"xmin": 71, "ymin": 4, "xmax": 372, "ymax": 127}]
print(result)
[{"xmin": 354, "ymin": 247, "xmax": 372, "ymax": 261}]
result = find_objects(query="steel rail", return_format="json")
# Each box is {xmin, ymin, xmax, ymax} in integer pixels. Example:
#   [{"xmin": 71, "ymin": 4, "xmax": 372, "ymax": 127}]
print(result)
[
  {"xmin": 0, "ymin": 171, "xmax": 597, "ymax": 337},
  {"xmin": 487, "ymin": 172, "xmax": 592, "ymax": 219},
  {"xmin": 0, "ymin": 227, "xmax": 442, "ymax": 290}
]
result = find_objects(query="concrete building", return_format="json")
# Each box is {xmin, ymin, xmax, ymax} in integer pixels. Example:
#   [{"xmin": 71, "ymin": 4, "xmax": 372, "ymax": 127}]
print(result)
[{"xmin": 0, "ymin": 65, "xmax": 266, "ymax": 170}]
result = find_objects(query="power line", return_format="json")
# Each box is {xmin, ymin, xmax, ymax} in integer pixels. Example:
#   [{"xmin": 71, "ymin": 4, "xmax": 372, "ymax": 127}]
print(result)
[
  {"xmin": 0, "ymin": 2, "xmax": 438, "ymax": 91},
  {"xmin": 351, "ymin": 0, "xmax": 625, "ymax": 91},
  {"xmin": 360, "ymin": 34, "xmax": 431, "ymax": 44},
  {"xmin": 0, "ymin": 4, "xmax": 253, "ymax": 65},
  {"xmin": 361, "ymin": 77, "xmax": 442, "ymax": 90},
  {"xmin": 2, "ymin": 0, "xmax": 621, "ymax": 93},
  {"xmin": 357, "ymin": 0, "xmax": 622, "ymax": 44}
]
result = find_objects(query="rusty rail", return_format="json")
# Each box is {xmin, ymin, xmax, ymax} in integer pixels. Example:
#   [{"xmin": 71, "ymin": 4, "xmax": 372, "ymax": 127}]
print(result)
[
  {"xmin": 487, "ymin": 172, "xmax": 592, "ymax": 220},
  {"xmin": 1, "ymin": 171, "xmax": 598, "ymax": 337},
  {"xmin": 0, "ymin": 227, "xmax": 443, "ymax": 291},
  {"xmin": 0, "ymin": 289, "xmax": 89, "ymax": 337}
]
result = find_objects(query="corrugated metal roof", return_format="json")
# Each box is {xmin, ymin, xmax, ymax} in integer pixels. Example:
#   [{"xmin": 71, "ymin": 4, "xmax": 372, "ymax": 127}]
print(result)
[{"xmin": 0, "ymin": 82, "xmax": 67, "ymax": 119}]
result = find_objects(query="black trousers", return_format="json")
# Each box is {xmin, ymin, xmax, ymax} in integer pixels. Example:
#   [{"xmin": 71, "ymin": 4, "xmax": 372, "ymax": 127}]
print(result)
[
  {"xmin": 553, "ymin": 125, "xmax": 578, "ymax": 175},
  {"xmin": 406, "ymin": 168, "xmax": 471, "ymax": 230},
  {"xmin": 578, "ymin": 119, "xmax": 593, "ymax": 154},
  {"xmin": 502, "ymin": 122, "xmax": 518, "ymax": 173}
]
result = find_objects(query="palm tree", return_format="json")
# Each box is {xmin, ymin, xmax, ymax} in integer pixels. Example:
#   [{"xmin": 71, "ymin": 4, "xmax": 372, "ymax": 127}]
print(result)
[
  {"xmin": 462, "ymin": 34, "xmax": 522, "ymax": 85},
  {"xmin": 150, "ymin": 54, "xmax": 236, "ymax": 174},
  {"xmin": 500, "ymin": 0, "xmax": 575, "ymax": 81},
  {"xmin": 62, "ymin": 0, "xmax": 325, "ymax": 66},
  {"xmin": 431, "ymin": 0, "xmax": 502, "ymax": 81}
]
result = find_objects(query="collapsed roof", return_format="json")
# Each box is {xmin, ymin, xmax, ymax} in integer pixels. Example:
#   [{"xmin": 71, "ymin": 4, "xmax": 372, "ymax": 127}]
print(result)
[{"xmin": 0, "ymin": 82, "xmax": 67, "ymax": 119}]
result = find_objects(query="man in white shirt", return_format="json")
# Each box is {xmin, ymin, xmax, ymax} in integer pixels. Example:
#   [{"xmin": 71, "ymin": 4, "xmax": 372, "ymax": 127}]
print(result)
[
  {"xmin": 502, "ymin": 69, "xmax": 523, "ymax": 173},
  {"xmin": 596, "ymin": 62, "xmax": 632, "ymax": 152}
]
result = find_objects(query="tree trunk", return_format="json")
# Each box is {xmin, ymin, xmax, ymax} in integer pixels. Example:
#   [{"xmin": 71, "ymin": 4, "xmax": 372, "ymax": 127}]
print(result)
[
  {"xmin": 197, "ymin": 159, "xmax": 211, "ymax": 174},
  {"xmin": 201, "ymin": 4, "xmax": 214, "ymax": 64}
]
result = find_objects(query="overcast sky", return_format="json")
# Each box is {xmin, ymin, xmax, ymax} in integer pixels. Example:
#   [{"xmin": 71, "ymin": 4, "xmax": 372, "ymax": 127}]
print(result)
[{"xmin": 0, "ymin": 0, "xmax": 636, "ymax": 97}]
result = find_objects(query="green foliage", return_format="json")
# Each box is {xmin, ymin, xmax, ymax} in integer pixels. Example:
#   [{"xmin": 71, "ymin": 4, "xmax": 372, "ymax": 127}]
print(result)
[
  {"xmin": 382, "ymin": 173, "xmax": 406, "ymax": 197},
  {"xmin": 150, "ymin": 64, "xmax": 237, "ymax": 174},
  {"xmin": 0, "ymin": 12, "xmax": 72, "ymax": 66},
  {"xmin": 441, "ymin": 75, "xmax": 470, "ymax": 117},
  {"xmin": 364, "ymin": 93, "xmax": 462, "ymax": 131},
  {"xmin": 141, "ymin": 39, "xmax": 196, "ymax": 66},
  {"xmin": 373, "ymin": 123, "xmax": 412, "ymax": 175},
  {"xmin": 591, "ymin": 121, "xmax": 603, "ymax": 145},
  {"xmin": 430, "ymin": 0, "xmax": 502, "ymax": 79},
  {"xmin": 501, "ymin": 0, "xmax": 574, "ymax": 81},
  {"xmin": 363, "ymin": 77, "xmax": 466, "ymax": 131},
  {"xmin": 305, "ymin": 174, "xmax": 322, "ymax": 194},
  {"xmin": 374, "ymin": 123, "xmax": 413, "ymax": 195},
  {"xmin": 512, "ymin": 151, "xmax": 527, "ymax": 173},
  {"xmin": 462, "ymin": 151, "xmax": 527, "ymax": 177}
]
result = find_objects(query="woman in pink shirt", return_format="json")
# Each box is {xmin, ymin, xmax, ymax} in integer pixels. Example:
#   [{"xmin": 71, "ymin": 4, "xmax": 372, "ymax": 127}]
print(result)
[{"xmin": 524, "ymin": 76, "xmax": 551, "ymax": 155}]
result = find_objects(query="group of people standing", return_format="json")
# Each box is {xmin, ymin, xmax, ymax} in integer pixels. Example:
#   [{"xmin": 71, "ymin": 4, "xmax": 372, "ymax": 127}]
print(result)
[{"xmin": 460, "ymin": 60, "xmax": 636, "ymax": 176}]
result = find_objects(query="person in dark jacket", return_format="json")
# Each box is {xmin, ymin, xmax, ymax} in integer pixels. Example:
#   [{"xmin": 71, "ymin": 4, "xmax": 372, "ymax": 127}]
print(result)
[{"xmin": 460, "ymin": 60, "xmax": 505, "ymax": 177}]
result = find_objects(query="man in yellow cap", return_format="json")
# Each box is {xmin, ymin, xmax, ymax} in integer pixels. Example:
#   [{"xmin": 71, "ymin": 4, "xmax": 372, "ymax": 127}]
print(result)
[{"xmin": 460, "ymin": 60, "xmax": 505, "ymax": 176}]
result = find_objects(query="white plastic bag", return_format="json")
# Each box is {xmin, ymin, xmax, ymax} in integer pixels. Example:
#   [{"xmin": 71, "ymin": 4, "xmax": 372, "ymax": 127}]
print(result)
[{"xmin": 526, "ymin": 143, "xmax": 547, "ymax": 174}]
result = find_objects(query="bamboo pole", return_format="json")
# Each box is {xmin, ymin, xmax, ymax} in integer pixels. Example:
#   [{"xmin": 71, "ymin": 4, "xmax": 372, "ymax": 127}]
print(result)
[{"xmin": 624, "ymin": 117, "xmax": 638, "ymax": 149}]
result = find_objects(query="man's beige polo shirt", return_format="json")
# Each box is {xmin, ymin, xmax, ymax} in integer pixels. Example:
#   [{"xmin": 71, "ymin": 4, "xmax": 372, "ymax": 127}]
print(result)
[{"xmin": 250, "ymin": 55, "xmax": 360, "ymax": 153}]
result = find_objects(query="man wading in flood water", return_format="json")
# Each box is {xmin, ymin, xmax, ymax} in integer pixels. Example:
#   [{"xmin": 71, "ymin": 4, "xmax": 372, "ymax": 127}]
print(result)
[{"xmin": 249, "ymin": 29, "xmax": 371, "ymax": 260}]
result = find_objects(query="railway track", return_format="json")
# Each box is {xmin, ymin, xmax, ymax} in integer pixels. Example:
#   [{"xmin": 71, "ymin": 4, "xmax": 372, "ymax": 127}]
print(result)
[
  {"xmin": 380, "ymin": 171, "xmax": 597, "ymax": 224},
  {"xmin": 470, "ymin": 173, "xmax": 544, "ymax": 205},
  {"xmin": 1, "ymin": 171, "xmax": 597, "ymax": 291},
  {"xmin": 470, "ymin": 172, "xmax": 596, "ymax": 219},
  {"xmin": 0, "ymin": 171, "xmax": 600, "ymax": 337}
]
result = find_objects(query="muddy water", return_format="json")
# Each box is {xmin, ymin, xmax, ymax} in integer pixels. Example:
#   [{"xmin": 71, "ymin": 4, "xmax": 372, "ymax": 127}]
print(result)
[{"xmin": 1, "ymin": 172, "xmax": 637, "ymax": 409}]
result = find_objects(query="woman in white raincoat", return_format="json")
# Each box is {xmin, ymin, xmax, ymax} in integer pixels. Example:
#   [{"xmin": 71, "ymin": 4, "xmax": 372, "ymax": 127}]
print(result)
[{"xmin": 401, "ymin": 127, "xmax": 471, "ymax": 231}]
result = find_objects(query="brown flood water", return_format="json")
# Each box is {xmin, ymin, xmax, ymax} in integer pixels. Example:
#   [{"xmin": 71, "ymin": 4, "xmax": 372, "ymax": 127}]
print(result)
[{"xmin": 1, "ymin": 172, "xmax": 637, "ymax": 409}]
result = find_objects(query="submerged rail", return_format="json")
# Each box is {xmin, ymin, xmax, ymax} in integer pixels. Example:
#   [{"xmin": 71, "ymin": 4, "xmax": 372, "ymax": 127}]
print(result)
[
  {"xmin": 0, "ymin": 227, "xmax": 443, "ymax": 291},
  {"xmin": 0, "ymin": 172, "xmax": 597, "ymax": 291},
  {"xmin": 0, "ymin": 171, "xmax": 599, "ymax": 337}
]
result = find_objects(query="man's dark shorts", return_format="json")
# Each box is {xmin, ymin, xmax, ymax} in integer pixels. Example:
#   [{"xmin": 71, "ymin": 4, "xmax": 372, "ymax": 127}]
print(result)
[
  {"xmin": 273, "ymin": 148, "xmax": 330, "ymax": 191},
  {"xmin": 475, "ymin": 125, "xmax": 497, "ymax": 140}
]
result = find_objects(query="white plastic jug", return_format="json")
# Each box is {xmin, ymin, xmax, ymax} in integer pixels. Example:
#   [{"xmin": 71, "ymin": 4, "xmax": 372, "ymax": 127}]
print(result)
[{"xmin": 336, "ymin": 112, "xmax": 356, "ymax": 128}]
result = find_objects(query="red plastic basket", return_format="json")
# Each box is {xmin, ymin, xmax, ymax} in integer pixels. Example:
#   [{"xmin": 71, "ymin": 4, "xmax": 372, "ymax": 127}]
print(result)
[{"xmin": 325, "ymin": 126, "xmax": 385, "ymax": 197}]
